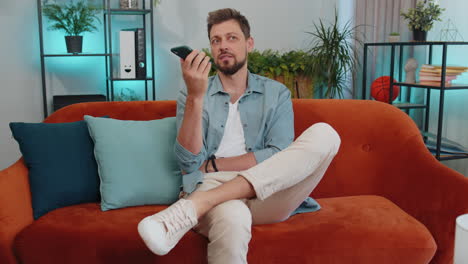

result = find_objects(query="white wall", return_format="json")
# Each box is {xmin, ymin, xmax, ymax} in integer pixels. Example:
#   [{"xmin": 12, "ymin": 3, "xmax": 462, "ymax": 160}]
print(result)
[
  {"xmin": 0, "ymin": 0, "xmax": 338, "ymax": 170},
  {"xmin": 0, "ymin": 0, "xmax": 43, "ymax": 170}
]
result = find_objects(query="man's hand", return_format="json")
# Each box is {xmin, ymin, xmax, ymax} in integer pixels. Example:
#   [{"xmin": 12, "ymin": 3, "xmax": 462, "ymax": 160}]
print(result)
[{"xmin": 181, "ymin": 50, "xmax": 212, "ymax": 99}]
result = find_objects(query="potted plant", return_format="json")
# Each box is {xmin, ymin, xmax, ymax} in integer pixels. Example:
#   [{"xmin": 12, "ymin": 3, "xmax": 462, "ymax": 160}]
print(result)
[
  {"xmin": 388, "ymin": 32, "xmax": 401, "ymax": 42},
  {"xmin": 305, "ymin": 10, "xmax": 362, "ymax": 99},
  {"xmin": 203, "ymin": 49, "xmax": 315, "ymax": 98},
  {"xmin": 42, "ymin": 1, "xmax": 101, "ymax": 54},
  {"xmin": 278, "ymin": 50, "xmax": 314, "ymax": 98},
  {"xmin": 400, "ymin": 0, "xmax": 445, "ymax": 41}
]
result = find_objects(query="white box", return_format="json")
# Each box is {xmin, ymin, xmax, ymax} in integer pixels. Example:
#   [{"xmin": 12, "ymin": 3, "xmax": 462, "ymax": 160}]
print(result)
[{"xmin": 119, "ymin": 31, "xmax": 135, "ymax": 79}]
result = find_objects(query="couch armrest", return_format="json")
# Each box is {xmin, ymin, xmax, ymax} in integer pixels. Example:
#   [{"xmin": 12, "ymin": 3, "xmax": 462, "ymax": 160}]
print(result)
[
  {"xmin": 381, "ymin": 134, "xmax": 468, "ymax": 264},
  {"xmin": 0, "ymin": 159, "xmax": 33, "ymax": 264},
  {"xmin": 291, "ymin": 99, "xmax": 466, "ymax": 264}
]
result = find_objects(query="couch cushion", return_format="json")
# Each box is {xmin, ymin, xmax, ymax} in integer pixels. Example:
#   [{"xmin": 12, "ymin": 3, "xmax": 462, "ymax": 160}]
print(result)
[
  {"xmin": 84, "ymin": 116, "xmax": 182, "ymax": 211},
  {"xmin": 9, "ymin": 120, "xmax": 101, "ymax": 219},
  {"xmin": 14, "ymin": 195, "xmax": 436, "ymax": 264}
]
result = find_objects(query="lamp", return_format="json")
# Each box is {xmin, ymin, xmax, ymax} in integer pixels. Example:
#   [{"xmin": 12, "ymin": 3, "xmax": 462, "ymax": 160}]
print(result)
[{"xmin": 455, "ymin": 214, "xmax": 468, "ymax": 264}]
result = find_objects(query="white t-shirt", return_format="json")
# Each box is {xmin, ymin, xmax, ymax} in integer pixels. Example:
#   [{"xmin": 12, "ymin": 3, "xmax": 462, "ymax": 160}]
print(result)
[{"xmin": 214, "ymin": 99, "xmax": 247, "ymax": 158}]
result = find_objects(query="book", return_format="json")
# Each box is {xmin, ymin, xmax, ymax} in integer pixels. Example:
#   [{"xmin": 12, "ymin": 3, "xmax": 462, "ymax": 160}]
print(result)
[
  {"xmin": 419, "ymin": 75, "xmax": 457, "ymax": 82},
  {"xmin": 419, "ymin": 81, "xmax": 452, "ymax": 86},
  {"xmin": 420, "ymin": 68, "xmax": 466, "ymax": 74},
  {"xmin": 119, "ymin": 31, "xmax": 136, "ymax": 79},
  {"xmin": 421, "ymin": 64, "xmax": 468, "ymax": 74},
  {"xmin": 422, "ymin": 64, "xmax": 468, "ymax": 70},
  {"xmin": 419, "ymin": 71, "xmax": 460, "ymax": 77},
  {"xmin": 122, "ymin": 28, "xmax": 146, "ymax": 79}
]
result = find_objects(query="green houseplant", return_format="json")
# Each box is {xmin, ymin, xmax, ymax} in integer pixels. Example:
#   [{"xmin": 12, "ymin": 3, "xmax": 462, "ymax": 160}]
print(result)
[
  {"xmin": 400, "ymin": 0, "xmax": 445, "ymax": 41},
  {"xmin": 305, "ymin": 10, "xmax": 362, "ymax": 99},
  {"xmin": 203, "ymin": 49, "xmax": 315, "ymax": 98},
  {"xmin": 42, "ymin": 1, "xmax": 101, "ymax": 54}
]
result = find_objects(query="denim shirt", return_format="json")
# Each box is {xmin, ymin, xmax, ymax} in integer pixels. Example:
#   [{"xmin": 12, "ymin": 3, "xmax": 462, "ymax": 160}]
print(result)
[{"xmin": 174, "ymin": 72, "xmax": 320, "ymax": 215}]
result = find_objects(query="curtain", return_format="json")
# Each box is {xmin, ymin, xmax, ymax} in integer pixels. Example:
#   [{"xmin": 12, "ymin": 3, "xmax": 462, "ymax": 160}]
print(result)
[{"xmin": 352, "ymin": 0, "xmax": 416, "ymax": 99}]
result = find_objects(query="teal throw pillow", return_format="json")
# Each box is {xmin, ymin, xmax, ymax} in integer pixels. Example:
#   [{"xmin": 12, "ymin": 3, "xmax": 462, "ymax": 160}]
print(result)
[
  {"xmin": 84, "ymin": 116, "xmax": 182, "ymax": 211},
  {"xmin": 9, "ymin": 120, "xmax": 101, "ymax": 219}
]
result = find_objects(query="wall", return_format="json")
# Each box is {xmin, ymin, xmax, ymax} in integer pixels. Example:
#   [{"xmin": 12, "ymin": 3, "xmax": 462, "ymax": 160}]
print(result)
[
  {"xmin": 0, "ymin": 0, "xmax": 43, "ymax": 170},
  {"xmin": 0, "ymin": 0, "xmax": 338, "ymax": 169},
  {"xmin": 153, "ymin": 0, "xmax": 338, "ymax": 100}
]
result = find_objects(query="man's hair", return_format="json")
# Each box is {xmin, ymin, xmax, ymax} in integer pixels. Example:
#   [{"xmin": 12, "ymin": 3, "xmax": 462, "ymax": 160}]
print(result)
[{"xmin": 207, "ymin": 8, "xmax": 251, "ymax": 39}]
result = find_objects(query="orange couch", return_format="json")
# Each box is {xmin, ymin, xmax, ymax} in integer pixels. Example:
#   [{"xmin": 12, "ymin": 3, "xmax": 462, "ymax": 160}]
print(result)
[{"xmin": 1, "ymin": 99, "xmax": 467, "ymax": 264}]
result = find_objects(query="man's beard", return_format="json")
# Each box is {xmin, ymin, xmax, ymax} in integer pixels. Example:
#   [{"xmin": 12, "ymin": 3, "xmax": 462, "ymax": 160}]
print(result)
[{"xmin": 216, "ymin": 53, "xmax": 247, "ymax": 75}]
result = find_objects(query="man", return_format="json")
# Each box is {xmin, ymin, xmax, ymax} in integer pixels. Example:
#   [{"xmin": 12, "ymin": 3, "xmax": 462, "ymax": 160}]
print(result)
[{"xmin": 138, "ymin": 8, "xmax": 341, "ymax": 264}]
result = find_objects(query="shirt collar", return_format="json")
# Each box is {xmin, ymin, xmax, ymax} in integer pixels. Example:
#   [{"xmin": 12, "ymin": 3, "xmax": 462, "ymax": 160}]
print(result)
[{"xmin": 209, "ymin": 71, "xmax": 264, "ymax": 96}]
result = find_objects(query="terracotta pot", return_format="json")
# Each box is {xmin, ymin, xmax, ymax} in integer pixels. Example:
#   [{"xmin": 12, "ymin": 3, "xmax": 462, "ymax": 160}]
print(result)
[
  {"xmin": 275, "ymin": 74, "xmax": 299, "ymax": 98},
  {"xmin": 274, "ymin": 75, "xmax": 284, "ymax": 84},
  {"xmin": 295, "ymin": 75, "xmax": 314, "ymax": 99}
]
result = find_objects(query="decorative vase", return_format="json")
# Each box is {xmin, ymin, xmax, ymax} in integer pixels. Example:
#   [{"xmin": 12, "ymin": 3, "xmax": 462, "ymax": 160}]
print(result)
[
  {"xmin": 120, "ymin": 0, "xmax": 138, "ymax": 9},
  {"xmin": 65, "ymin": 36, "xmax": 83, "ymax": 54},
  {"xmin": 413, "ymin": 29, "xmax": 427, "ymax": 41}
]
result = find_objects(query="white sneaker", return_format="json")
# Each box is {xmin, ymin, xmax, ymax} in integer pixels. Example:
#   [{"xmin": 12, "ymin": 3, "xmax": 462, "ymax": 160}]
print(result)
[{"xmin": 137, "ymin": 199, "xmax": 198, "ymax": 255}]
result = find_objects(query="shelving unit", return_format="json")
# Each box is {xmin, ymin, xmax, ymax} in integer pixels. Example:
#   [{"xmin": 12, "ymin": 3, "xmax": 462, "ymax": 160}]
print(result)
[
  {"xmin": 36, "ymin": 0, "xmax": 155, "ymax": 118},
  {"xmin": 362, "ymin": 41, "xmax": 468, "ymax": 161}
]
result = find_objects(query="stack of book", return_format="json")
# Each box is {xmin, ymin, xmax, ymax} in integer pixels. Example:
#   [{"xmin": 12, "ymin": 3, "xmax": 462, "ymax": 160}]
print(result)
[{"xmin": 419, "ymin": 64, "xmax": 468, "ymax": 86}]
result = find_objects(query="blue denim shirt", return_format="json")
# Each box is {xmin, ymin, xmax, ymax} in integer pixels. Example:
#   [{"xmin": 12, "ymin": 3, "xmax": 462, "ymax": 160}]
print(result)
[{"xmin": 174, "ymin": 72, "xmax": 320, "ymax": 215}]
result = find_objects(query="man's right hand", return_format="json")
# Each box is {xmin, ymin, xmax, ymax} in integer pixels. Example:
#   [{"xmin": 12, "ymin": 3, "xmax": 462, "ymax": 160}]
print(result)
[{"xmin": 180, "ymin": 50, "xmax": 212, "ymax": 99}]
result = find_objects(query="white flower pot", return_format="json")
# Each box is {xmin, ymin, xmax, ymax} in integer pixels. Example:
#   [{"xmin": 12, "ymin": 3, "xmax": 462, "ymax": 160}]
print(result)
[{"xmin": 388, "ymin": 35, "xmax": 400, "ymax": 42}]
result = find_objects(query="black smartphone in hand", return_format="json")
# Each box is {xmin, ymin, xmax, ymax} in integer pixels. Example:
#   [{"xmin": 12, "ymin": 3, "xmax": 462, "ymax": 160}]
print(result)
[{"xmin": 171, "ymin": 45, "xmax": 193, "ymax": 60}]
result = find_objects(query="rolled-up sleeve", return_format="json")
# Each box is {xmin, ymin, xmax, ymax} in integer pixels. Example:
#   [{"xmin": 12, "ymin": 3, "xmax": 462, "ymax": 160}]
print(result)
[
  {"xmin": 173, "ymin": 88, "xmax": 207, "ymax": 174},
  {"xmin": 253, "ymin": 85, "xmax": 294, "ymax": 164}
]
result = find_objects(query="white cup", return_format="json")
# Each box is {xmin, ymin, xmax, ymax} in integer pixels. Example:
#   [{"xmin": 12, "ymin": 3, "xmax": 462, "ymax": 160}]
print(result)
[{"xmin": 455, "ymin": 214, "xmax": 468, "ymax": 264}]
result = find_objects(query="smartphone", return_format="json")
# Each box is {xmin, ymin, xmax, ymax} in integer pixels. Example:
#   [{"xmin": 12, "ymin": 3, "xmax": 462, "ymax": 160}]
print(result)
[{"xmin": 171, "ymin": 45, "xmax": 193, "ymax": 60}]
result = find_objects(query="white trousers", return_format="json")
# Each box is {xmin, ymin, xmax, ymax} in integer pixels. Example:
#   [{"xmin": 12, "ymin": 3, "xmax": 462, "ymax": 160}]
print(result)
[{"xmin": 192, "ymin": 123, "xmax": 341, "ymax": 264}]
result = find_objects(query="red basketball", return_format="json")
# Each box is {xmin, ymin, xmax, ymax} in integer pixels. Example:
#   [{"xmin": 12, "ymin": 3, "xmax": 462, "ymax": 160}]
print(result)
[{"xmin": 371, "ymin": 76, "xmax": 400, "ymax": 102}]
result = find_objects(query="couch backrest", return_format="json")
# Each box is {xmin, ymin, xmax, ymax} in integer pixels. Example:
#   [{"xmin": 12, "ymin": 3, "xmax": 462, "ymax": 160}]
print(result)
[{"xmin": 44, "ymin": 99, "xmax": 425, "ymax": 198}]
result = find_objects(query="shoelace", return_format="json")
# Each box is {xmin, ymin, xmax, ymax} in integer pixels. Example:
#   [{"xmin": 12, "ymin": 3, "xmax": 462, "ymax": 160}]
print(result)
[{"xmin": 159, "ymin": 201, "xmax": 197, "ymax": 237}]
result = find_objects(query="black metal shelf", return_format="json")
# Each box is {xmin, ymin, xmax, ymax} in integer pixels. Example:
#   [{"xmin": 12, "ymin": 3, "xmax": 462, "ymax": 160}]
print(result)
[
  {"xmin": 37, "ymin": 0, "xmax": 156, "ymax": 117},
  {"xmin": 362, "ymin": 41, "xmax": 468, "ymax": 161},
  {"xmin": 104, "ymin": 9, "xmax": 151, "ymax": 15},
  {"xmin": 365, "ymin": 41, "xmax": 468, "ymax": 47},
  {"xmin": 393, "ymin": 102, "xmax": 427, "ymax": 109},
  {"xmin": 395, "ymin": 82, "xmax": 468, "ymax": 90},
  {"xmin": 104, "ymin": 0, "xmax": 156, "ymax": 103},
  {"xmin": 439, "ymin": 155, "xmax": 468, "ymax": 161},
  {"xmin": 110, "ymin": 77, "xmax": 154, "ymax": 81},
  {"xmin": 43, "ymin": 53, "xmax": 111, "ymax": 57}
]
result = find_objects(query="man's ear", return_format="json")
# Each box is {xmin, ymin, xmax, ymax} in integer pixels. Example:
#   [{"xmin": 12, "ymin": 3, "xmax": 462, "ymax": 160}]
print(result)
[{"xmin": 247, "ymin": 37, "xmax": 254, "ymax": 52}]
